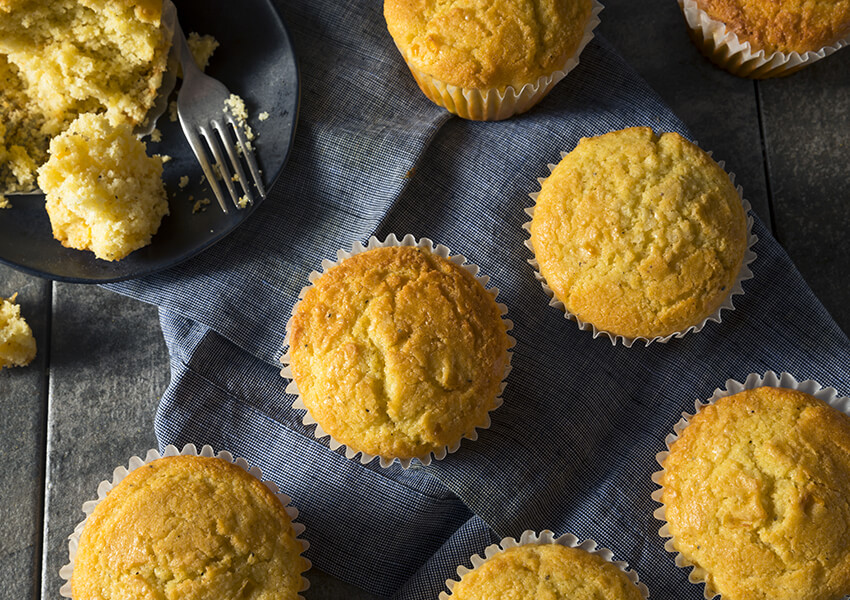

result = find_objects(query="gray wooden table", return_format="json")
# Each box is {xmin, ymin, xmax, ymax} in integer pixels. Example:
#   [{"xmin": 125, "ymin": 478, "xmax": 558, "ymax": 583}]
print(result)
[{"xmin": 2, "ymin": 1, "xmax": 848, "ymax": 598}]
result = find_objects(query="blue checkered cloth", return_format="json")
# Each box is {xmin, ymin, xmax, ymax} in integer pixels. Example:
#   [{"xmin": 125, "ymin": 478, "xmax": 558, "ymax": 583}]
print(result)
[{"xmin": 109, "ymin": 1, "xmax": 850, "ymax": 598}]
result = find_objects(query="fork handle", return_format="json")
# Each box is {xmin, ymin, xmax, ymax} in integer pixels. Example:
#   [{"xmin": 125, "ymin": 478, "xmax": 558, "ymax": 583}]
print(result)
[{"xmin": 172, "ymin": 13, "xmax": 203, "ymax": 83}]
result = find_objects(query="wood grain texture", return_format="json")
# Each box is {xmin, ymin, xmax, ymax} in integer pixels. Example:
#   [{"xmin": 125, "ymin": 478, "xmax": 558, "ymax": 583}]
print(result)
[
  {"xmin": 0, "ymin": 265, "xmax": 49, "ymax": 600},
  {"xmin": 758, "ymin": 55, "xmax": 850, "ymax": 335},
  {"xmin": 39, "ymin": 284, "xmax": 165, "ymax": 600}
]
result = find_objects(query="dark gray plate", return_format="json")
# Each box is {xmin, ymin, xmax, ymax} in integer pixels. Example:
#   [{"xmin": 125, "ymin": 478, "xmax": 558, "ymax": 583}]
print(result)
[{"xmin": 0, "ymin": 0, "xmax": 299, "ymax": 283}]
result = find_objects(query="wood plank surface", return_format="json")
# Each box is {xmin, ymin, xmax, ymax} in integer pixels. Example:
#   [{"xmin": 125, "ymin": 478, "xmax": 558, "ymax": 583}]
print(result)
[
  {"xmin": 40, "ymin": 285, "xmax": 165, "ymax": 599},
  {"xmin": 0, "ymin": 266, "xmax": 50, "ymax": 600},
  {"xmin": 758, "ymin": 60, "xmax": 850, "ymax": 333}
]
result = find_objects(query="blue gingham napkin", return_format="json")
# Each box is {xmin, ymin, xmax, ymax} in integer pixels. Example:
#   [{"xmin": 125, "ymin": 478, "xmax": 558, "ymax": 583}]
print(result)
[{"xmin": 109, "ymin": 1, "xmax": 850, "ymax": 597}]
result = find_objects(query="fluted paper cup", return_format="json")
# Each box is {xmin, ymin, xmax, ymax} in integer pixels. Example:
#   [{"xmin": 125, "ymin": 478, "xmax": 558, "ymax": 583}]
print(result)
[
  {"xmin": 279, "ymin": 233, "xmax": 515, "ymax": 469},
  {"xmin": 395, "ymin": 1, "xmax": 602, "ymax": 120},
  {"xmin": 523, "ymin": 145, "xmax": 756, "ymax": 347}
]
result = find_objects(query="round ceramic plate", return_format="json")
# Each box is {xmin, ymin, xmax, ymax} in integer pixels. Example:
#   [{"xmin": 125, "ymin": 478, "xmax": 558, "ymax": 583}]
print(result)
[{"xmin": 0, "ymin": 0, "xmax": 299, "ymax": 283}]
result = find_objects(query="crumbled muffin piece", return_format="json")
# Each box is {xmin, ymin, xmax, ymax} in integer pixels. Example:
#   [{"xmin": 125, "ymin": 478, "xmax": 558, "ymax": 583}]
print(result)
[
  {"xmin": 0, "ymin": 293, "xmax": 36, "ymax": 368},
  {"xmin": 192, "ymin": 197, "xmax": 210, "ymax": 213},
  {"xmin": 37, "ymin": 112, "xmax": 169, "ymax": 261},
  {"xmin": 187, "ymin": 31, "xmax": 219, "ymax": 71},
  {"xmin": 224, "ymin": 94, "xmax": 256, "ymax": 141}
]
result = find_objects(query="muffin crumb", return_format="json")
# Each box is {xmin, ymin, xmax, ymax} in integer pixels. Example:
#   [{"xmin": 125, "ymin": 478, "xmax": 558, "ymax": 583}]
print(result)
[
  {"xmin": 0, "ymin": 293, "xmax": 37, "ymax": 369},
  {"xmin": 187, "ymin": 32, "xmax": 219, "ymax": 71},
  {"xmin": 192, "ymin": 197, "xmax": 210, "ymax": 213}
]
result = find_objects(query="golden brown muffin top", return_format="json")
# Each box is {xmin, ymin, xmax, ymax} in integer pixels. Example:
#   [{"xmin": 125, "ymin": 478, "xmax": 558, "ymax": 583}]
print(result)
[
  {"xmin": 694, "ymin": 0, "xmax": 850, "ymax": 54},
  {"xmin": 288, "ymin": 245, "xmax": 509, "ymax": 461},
  {"xmin": 530, "ymin": 127, "xmax": 747, "ymax": 340},
  {"xmin": 72, "ymin": 455, "xmax": 307, "ymax": 600},
  {"xmin": 384, "ymin": 0, "xmax": 593, "ymax": 90},
  {"xmin": 449, "ymin": 543, "xmax": 645, "ymax": 600},
  {"xmin": 661, "ymin": 387, "xmax": 850, "ymax": 600}
]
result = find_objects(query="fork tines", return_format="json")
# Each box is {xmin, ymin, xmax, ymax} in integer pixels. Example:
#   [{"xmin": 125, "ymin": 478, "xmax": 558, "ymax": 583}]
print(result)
[{"xmin": 186, "ymin": 110, "xmax": 265, "ymax": 214}]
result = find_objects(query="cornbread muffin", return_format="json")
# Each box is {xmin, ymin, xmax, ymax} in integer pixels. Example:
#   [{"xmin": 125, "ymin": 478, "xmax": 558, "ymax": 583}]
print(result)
[
  {"xmin": 529, "ymin": 127, "xmax": 748, "ymax": 340},
  {"xmin": 384, "ymin": 0, "xmax": 596, "ymax": 120},
  {"xmin": 0, "ymin": 294, "xmax": 36, "ymax": 369},
  {"xmin": 448, "ymin": 543, "xmax": 645, "ymax": 600},
  {"xmin": 287, "ymin": 244, "xmax": 510, "ymax": 462},
  {"xmin": 660, "ymin": 386, "xmax": 850, "ymax": 600},
  {"xmin": 691, "ymin": 0, "xmax": 850, "ymax": 55},
  {"xmin": 72, "ymin": 455, "xmax": 307, "ymax": 600},
  {"xmin": 37, "ymin": 113, "xmax": 169, "ymax": 261},
  {"xmin": 0, "ymin": 0, "xmax": 170, "ymax": 194}
]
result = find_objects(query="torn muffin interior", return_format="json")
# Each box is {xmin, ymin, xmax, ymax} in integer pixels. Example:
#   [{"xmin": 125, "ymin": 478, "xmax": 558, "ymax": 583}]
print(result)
[{"xmin": 0, "ymin": 0, "xmax": 171, "ymax": 196}]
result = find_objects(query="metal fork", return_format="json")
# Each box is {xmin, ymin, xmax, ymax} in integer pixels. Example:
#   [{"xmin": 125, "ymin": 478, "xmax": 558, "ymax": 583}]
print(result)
[{"xmin": 173, "ymin": 15, "xmax": 265, "ymax": 213}]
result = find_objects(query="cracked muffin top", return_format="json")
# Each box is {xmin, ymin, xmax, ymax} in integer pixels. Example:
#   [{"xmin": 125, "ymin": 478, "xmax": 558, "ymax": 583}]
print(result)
[
  {"xmin": 660, "ymin": 386, "xmax": 850, "ymax": 600},
  {"xmin": 72, "ymin": 455, "xmax": 307, "ymax": 600},
  {"xmin": 383, "ymin": 0, "xmax": 593, "ymax": 90},
  {"xmin": 530, "ymin": 126, "xmax": 747, "ymax": 340},
  {"xmin": 288, "ymin": 244, "xmax": 510, "ymax": 462},
  {"xmin": 693, "ymin": 0, "xmax": 850, "ymax": 54}
]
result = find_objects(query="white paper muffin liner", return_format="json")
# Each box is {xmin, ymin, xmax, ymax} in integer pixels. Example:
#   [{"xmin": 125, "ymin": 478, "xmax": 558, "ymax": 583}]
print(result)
[
  {"xmin": 679, "ymin": 0, "xmax": 850, "ymax": 78},
  {"xmin": 279, "ymin": 233, "xmax": 515, "ymax": 469},
  {"xmin": 394, "ymin": 1, "xmax": 602, "ymax": 121},
  {"xmin": 523, "ymin": 146, "xmax": 757, "ymax": 348},
  {"xmin": 59, "ymin": 443, "xmax": 312, "ymax": 599},
  {"xmin": 439, "ymin": 529, "xmax": 649, "ymax": 599},
  {"xmin": 651, "ymin": 371, "xmax": 850, "ymax": 599}
]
